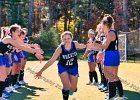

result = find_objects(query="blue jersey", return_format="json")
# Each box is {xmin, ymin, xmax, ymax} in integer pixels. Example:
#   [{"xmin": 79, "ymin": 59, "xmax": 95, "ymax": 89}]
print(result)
[
  {"xmin": 58, "ymin": 42, "xmax": 78, "ymax": 68},
  {"xmin": 0, "ymin": 42, "xmax": 15, "ymax": 55},
  {"xmin": 106, "ymin": 30, "xmax": 119, "ymax": 51},
  {"xmin": 104, "ymin": 30, "xmax": 120, "ymax": 66}
]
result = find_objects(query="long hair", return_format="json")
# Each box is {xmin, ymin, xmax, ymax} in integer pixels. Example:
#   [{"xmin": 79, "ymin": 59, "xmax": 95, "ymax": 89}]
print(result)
[{"xmin": 0, "ymin": 27, "xmax": 10, "ymax": 40}]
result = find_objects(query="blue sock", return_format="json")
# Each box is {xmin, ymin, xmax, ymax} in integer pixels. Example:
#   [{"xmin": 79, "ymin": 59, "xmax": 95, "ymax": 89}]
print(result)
[{"xmin": 69, "ymin": 90, "xmax": 74, "ymax": 95}]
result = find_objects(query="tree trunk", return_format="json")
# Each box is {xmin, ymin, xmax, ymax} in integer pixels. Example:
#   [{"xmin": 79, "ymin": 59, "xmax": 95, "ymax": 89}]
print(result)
[
  {"xmin": 47, "ymin": 0, "xmax": 53, "ymax": 31},
  {"xmin": 17, "ymin": 1, "xmax": 21, "ymax": 22},
  {"xmin": 64, "ymin": 6, "xmax": 68, "ymax": 31},
  {"xmin": 123, "ymin": 0, "xmax": 128, "ymax": 32},
  {"xmin": 123, "ymin": 0, "xmax": 128, "ymax": 61},
  {"xmin": 28, "ymin": 0, "xmax": 34, "ymax": 36},
  {"xmin": 0, "ymin": 1, "xmax": 2, "ymax": 27}
]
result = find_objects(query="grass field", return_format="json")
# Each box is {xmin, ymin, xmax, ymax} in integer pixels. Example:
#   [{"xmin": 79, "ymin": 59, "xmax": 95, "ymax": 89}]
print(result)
[{"xmin": 9, "ymin": 61, "xmax": 140, "ymax": 100}]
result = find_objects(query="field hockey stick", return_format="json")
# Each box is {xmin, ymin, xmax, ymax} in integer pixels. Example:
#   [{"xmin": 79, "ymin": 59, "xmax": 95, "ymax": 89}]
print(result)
[{"xmin": 25, "ymin": 59, "xmax": 42, "ymax": 79}]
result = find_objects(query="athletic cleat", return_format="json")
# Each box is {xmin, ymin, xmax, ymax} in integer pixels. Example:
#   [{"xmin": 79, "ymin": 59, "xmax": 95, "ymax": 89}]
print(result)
[
  {"xmin": 4, "ymin": 87, "xmax": 14, "ymax": 93},
  {"xmin": 104, "ymin": 90, "xmax": 109, "ymax": 93},
  {"xmin": 8, "ymin": 86, "xmax": 16, "ymax": 92},
  {"xmin": 18, "ymin": 80, "xmax": 27, "ymax": 85},
  {"xmin": 100, "ymin": 86, "xmax": 108, "ymax": 92},
  {"xmin": 113, "ymin": 96, "xmax": 126, "ymax": 100},
  {"xmin": 86, "ymin": 82, "xmax": 92, "ymax": 85},
  {"xmin": 91, "ymin": 82, "xmax": 99, "ymax": 86},
  {"xmin": 104, "ymin": 96, "xmax": 115, "ymax": 100},
  {"xmin": 98, "ymin": 84, "xmax": 104, "ymax": 90},
  {"xmin": 2, "ymin": 91, "xmax": 12, "ymax": 99},
  {"xmin": 104, "ymin": 95, "xmax": 126, "ymax": 100},
  {"xmin": 98, "ymin": 82, "xmax": 103, "ymax": 87},
  {"xmin": 13, "ymin": 84, "xmax": 20, "ymax": 90}
]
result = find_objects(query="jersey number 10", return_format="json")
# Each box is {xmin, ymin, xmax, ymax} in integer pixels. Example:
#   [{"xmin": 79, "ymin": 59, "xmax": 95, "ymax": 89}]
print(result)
[{"xmin": 66, "ymin": 58, "xmax": 74, "ymax": 66}]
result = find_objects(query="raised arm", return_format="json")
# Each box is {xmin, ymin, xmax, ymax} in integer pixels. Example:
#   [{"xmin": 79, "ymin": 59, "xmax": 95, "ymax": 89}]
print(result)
[
  {"xmin": 93, "ymin": 31, "xmax": 115, "ymax": 49},
  {"xmin": 35, "ymin": 46, "xmax": 62, "ymax": 78},
  {"xmin": 74, "ymin": 41, "xmax": 87, "ymax": 49},
  {"xmin": 39, "ymin": 46, "xmax": 61, "ymax": 73},
  {"xmin": 4, "ymin": 37, "xmax": 43, "ymax": 54}
]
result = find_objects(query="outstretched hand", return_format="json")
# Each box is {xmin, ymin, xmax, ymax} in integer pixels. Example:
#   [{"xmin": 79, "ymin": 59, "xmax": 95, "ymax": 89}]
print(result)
[
  {"xmin": 34, "ymin": 71, "xmax": 42, "ymax": 79},
  {"xmin": 35, "ymin": 54, "xmax": 44, "ymax": 61},
  {"xmin": 96, "ymin": 52, "xmax": 104, "ymax": 61},
  {"xmin": 36, "ymin": 48, "xmax": 44, "ymax": 55},
  {"xmin": 34, "ymin": 43, "xmax": 40, "ymax": 48}
]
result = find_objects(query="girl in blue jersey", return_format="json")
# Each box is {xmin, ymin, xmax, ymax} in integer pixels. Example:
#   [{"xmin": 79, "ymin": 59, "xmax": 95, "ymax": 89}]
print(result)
[
  {"xmin": 0, "ymin": 24, "xmax": 43, "ymax": 99},
  {"xmin": 82, "ymin": 29, "xmax": 98, "ymax": 85},
  {"xmin": 93, "ymin": 15, "xmax": 124, "ymax": 100},
  {"xmin": 1, "ymin": 27, "xmax": 14, "ymax": 94},
  {"xmin": 35, "ymin": 31, "xmax": 89, "ymax": 100}
]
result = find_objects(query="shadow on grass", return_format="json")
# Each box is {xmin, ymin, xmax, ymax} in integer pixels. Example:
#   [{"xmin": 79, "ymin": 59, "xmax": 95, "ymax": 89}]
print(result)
[
  {"xmin": 124, "ymin": 90, "xmax": 140, "ymax": 100},
  {"xmin": 9, "ymin": 87, "xmax": 140, "ymax": 100},
  {"xmin": 9, "ymin": 84, "xmax": 46, "ymax": 100}
]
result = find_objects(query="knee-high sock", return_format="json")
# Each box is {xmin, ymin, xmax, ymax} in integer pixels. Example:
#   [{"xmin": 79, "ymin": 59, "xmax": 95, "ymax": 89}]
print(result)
[
  {"xmin": 109, "ymin": 82, "xmax": 116, "ymax": 99},
  {"xmin": 19, "ymin": 70, "xmax": 24, "ymax": 81},
  {"xmin": 89, "ymin": 72, "xmax": 93, "ymax": 82},
  {"xmin": 115, "ymin": 80, "xmax": 124, "ymax": 97},
  {"xmin": 10, "ymin": 75, "xmax": 16, "ymax": 86},
  {"xmin": 14, "ymin": 74, "xmax": 19, "ymax": 85},
  {"xmin": 5, "ymin": 75, "xmax": 10, "ymax": 88},
  {"xmin": 62, "ymin": 89, "xmax": 69, "ymax": 100},
  {"xmin": 10, "ymin": 74, "xmax": 19, "ymax": 86},
  {"xmin": 102, "ymin": 73, "xmax": 107, "ymax": 87},
  {"xmin": 0, "ymin": 81, "xmax": 5, "ymax": 97},
  {"xmin": 93, "ymin": 71, "xmax": 98, "ymax": 83},
  {"xmin": 97, "ymin": 63, "xmax": 103, "ymax": 83}
]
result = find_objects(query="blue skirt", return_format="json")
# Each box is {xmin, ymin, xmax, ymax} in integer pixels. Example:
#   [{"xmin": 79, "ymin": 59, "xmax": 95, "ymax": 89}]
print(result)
[
  {"xmin": 0, "ymin": 55, "xmax": 4, "ymax": 66},
  {"xmin": 104, "ymin": 50, "xmax": 120, "ymax": 66},
  {"xmin": 87, "ymin": 54, "xmax": 95, "ymax": 62},
  {"xmin": 57, "ymin": 64, "xmax": 78, "ymax": 76},
  {"xmin": 12, "ymin": 52, "xmax": 22, "ymax": 63},
  {"xmin": 21, "ymin": 50, "xmax": 28, "ymax": 60},
  {"xmin": 3, "ymin": 54, "xmax": 12, "ymax": 68}
]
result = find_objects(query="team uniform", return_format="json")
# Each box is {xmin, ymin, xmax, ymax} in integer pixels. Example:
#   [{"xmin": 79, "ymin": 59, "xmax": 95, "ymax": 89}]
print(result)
[
  {"xmin": 3, "ymin": 54, "xmax": 13, "ymax": 68},
  {"xmin": 104, "ymin": 30, "xmax": 120, "ymax": 66},
  {"xmin": 21, "ymin": 37, "xmax": 29, "ymax": 60},
  {"xmin": 57, "ymin": 42, "xmax": 78, "ymax": 76},
  {"xmin": 85, "ymin": 37, "xmax": 100, "ymax": 85},
  {"xmin": 87, "ymin": 38, "xmax": 96, "ymax": 63},
  {"xmin": 0, "ymin": 40, "xmax": 15, "ymax": 67},
  {"xmin": 0, "ymin": 40, "xmax": 15, "ymax": 97},
  {"xmin": 11, "ymin": 51, "xmax": 22, "ymax": 64}
]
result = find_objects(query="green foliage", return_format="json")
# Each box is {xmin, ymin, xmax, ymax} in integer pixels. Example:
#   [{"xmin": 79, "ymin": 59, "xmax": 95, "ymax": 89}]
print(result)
[
  {"xmin": 33, "ymin": 28, "xmax": 61, "ymax": 49},
  {"xmin": 27, "ymin": 49, "xmax": 85, "ymax": 61},
  {"xmin": 0, "ymin": 0, "xmax": 29, "ymax": 27},
  {"xmin": 93, "ymin": 0, "xmax": 114, "ymax": 14}
]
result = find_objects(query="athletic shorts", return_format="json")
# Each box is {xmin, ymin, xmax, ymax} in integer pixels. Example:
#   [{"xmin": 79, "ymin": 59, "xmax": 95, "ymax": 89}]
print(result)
[
  {"xmin": 21, "ymin": 50, "xmax": 28, "ymax": 60},
  {"xmin": 104, "ymin": 50, "xmax": 120, "ymax": 66},
  {"xmin": 57, "ymin": 64, "xmax": 78, "ymax": 76},
  {"xmin": 12, "ymin": 52, "xmax": 21, "ymax": 63},
  {"xmin": 3, "ymin": 54, "xmax": 12, "ymax": 68},
  {"xmin": 0, "ymin": 55, "xmax": 4, "ymax": 66},
  {"xmin": 87, "ymin": 54, "xmax": 95, "ymax": 62}
]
